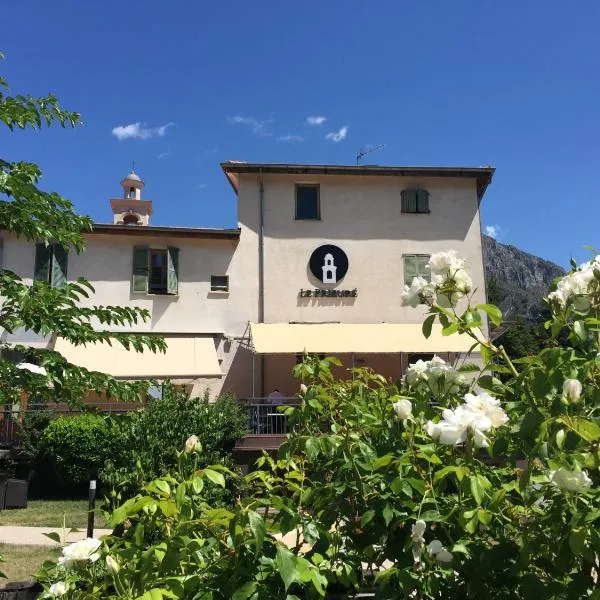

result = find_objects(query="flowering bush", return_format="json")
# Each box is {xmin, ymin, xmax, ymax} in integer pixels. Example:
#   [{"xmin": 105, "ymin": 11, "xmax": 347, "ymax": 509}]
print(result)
[{"xmin": 37, "ymin": 251, "xmax": 600, "ymax": 598}]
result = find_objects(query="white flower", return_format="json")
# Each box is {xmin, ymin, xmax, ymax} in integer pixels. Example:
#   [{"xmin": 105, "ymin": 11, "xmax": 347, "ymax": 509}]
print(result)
[
  {"xmin": 428, "ymin": 539, "xmax": 453, "ymax": 563},
  {"xmin": 428, "ymin": 251, "xmax": 464, "ymax": 275},
  {"xmin": 547, "ymin": 257, "xmax": 600, "ymax": 310},
  {"xmin": 411, "ymin": 519, "xmax": 426, "ymax": 562},
  {"xmin": 563, "ymin": 379, "xmax": 582, "ymax": 404},
  {"xmin": 411, "ymin": 519, "xmax": 426, "ymax": 544},
  {"xmin": 550, "ymin": 467, "xmax": 592, "ymax": 492},
  {"xmin": 49, "ymin": 582, "xmax": 67, "ymax": 597},
  {"xmin": 463, "ymin": 391, "xmax": 509, "ymax": 428},
  {"xmin": 58, "ymin": 538, "xmax": 102, "ymax": 568},
  {"xmin": 105, "ymin": 554, "xmax": 120, "ymax": 574},
  {"xmin": 405, "ymin": 360, "xmax": 429, "ymax": 385},
  {"xmin": 300, "ymin": 383, "xmax": 308, "ymax": 395},
  {"xmin": 184, "ymin": 434, "xmax": 201, "ymax": 453},
  {"xmin": 401, "ymin": 276, "xmax": 434, "ymax": 308},
  {"xmin": 393, "ymin": 399, "xmax": 412, "ymax": 419},
  {"xmin": 16, "ymin": 362, "xmax": 47, "ymax": 376},
  {"xmin": 425, "ymin": 420, "xmax": 441, "ymax": 439}
]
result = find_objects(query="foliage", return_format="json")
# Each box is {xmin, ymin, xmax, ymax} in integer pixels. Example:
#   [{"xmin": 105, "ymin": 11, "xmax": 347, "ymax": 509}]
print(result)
[
  {"xmin": 0, "ymin": 53, "xmax": 165, "ymax": 408},
  {"xmin": 41, "ymin": 414, "xmax": 119, "ymax": 490},
  {"xmin": 36, "ymin": 251, "xmax": 600, "ymax": 598},
  {"xmin": 101, "ymin": 387, "xmax": 248, "ymax": 510}
]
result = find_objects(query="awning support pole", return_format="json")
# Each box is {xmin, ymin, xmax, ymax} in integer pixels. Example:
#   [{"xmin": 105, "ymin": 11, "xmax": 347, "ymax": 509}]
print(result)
[{"xmin": 252, "ymin": 353, "xmax": 256, "ymax": 399}]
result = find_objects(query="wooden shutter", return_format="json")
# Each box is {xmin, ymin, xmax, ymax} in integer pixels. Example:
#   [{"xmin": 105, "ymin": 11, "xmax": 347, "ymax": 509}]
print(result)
[
  {"xmin": 417, "ymin": 189, "xmax": 430, "ymax": 213},
  {"xmin": 50, "ymin": 244, "xmax": 68, "ymax": 288},
  {"xmin": 404, "ymin": 255, "xmax": 418, "ymax": 286},
  {"xmin": 167, "ymin": 246, "xmax": 179, "ymax": 295},
  {"xmin": 131, "ymin": 246, "xmax": 149, "ymax": 293},
  {"xmin": 401, "ymin": 190, "xmax": 418, "ymax": 213},
  {"xmin": 34, "ymin": 243, "xmax": 52, "ymax": 283}
]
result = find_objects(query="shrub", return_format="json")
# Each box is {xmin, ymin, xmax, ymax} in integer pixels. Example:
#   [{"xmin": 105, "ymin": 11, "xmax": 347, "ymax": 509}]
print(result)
[
  {"xmin": 41, "ymin": 414, "xmax": 119, "ymax": 493},
  {"xmin": 100, "ymin": 386, "xmax": 248, "ymax": 509},
  {"xmin": 40, "ymin": 249, "xmax": 600, "ymax": 598}
]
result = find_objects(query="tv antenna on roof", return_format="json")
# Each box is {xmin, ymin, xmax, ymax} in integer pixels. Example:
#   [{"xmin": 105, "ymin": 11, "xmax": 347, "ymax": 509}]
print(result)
[{"xmin": 356, "ymin": 144, "xmax": 385, "ymax": 165}]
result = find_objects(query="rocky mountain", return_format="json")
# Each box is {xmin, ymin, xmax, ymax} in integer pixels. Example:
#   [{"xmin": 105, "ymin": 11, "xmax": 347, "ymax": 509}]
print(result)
[{"xmin": 482, "ymin": 235, "xmax": 565, "ymax": 322}]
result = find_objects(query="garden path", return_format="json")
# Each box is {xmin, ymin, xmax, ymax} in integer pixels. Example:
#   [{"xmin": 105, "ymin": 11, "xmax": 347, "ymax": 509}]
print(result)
[{"xmin": 0, "ymin": 526, "xmax": 112, "ymax": 546}]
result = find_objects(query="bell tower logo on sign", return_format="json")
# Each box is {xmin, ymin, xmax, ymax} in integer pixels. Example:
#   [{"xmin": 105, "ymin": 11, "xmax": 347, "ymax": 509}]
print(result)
[{"xmin": 309, "ymin": 245, "xmax": 349, "ymax": 284}]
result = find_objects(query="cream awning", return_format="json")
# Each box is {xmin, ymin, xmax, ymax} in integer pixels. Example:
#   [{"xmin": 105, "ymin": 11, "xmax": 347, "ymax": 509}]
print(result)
[
  {"xmin": 54, "ymin": 336, "xmax": 222, "ymax": 378},
  {"xmin": 249, "ymin": 323, "xmax": 474, "ymax": 354}
]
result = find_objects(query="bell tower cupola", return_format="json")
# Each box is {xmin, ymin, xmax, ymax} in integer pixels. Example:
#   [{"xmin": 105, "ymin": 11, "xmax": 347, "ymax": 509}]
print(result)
[{"xmin": 110, "ymin": 169, "xmax": 153, "ymax": 226}]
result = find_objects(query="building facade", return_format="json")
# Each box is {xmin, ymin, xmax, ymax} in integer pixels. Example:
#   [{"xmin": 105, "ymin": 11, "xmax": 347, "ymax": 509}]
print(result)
[{"xmin": 0, "ymin": 162, "xmax": 494, "ymax": 406}]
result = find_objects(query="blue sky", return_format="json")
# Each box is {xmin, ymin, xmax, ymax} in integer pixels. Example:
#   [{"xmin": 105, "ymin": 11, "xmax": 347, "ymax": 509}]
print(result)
[{"xmin": 3, "ymin": 0, "xmax": 600, "ymax": 267}]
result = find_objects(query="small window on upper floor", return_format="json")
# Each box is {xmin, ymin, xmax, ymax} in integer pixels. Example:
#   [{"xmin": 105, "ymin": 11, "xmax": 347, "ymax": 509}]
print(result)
[
  {"xmin": 401, "ymin": 189, "xmax": 430, "ymax": 214},
  {"xmin": 131, "ymin": 246, "xmax": 179, "ymax": 295},
  {"xmin": 129, "ymin": 187, "xmax": 136, "ymax": 199},
  {"xmin": 211, "ymin": 275, "xmax": 229, "ymax": 292},
  {"xmin": 403, "ymin": 254, "xmax": 431, "ymax": 286},
  {"xmin": 295, "ymin": 184, "xmax": 320, "ymax": 220}
]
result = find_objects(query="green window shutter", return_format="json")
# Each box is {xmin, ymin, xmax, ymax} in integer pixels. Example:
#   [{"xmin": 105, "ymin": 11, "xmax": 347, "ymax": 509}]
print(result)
[
  {"xmin": 167, "ymin": 246, "xmax": 179, "ymax": 295},
  {"xmin": 131, "ymin": 246, "xmax": 149, "ymax": 293},
  {"xmin": 417, "ymin": 189, "xmax": 430, "ymax": 213},
  {"xmin": 34, "ymin": 243, "xmax": 52, "ymax": 283},
  {"xmin": 404, "ymin": 255, "xmax": 418, "ymax": 286},
  {"xmin": 416, "ymin": 255, "xmax": 431, "ymax": 282},
  {"xmin": 50, "ymin": 244, "xmax": 68, "ymax": 288},
  {"xmin": 401, "ymin": 190, "xmax": 417, "ymax": 213}
]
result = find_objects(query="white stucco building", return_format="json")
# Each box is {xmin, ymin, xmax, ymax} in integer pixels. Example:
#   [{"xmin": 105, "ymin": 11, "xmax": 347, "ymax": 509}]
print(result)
[{"xmin": 1, "ymin": 162, "xmax": 494, "ymax": 451}]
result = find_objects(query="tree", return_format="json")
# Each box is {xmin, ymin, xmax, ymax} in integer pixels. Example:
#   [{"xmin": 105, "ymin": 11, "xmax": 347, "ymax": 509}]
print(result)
[{"xmin": 0, "ymin": 53, "xmax": 165, "ymax": 407}]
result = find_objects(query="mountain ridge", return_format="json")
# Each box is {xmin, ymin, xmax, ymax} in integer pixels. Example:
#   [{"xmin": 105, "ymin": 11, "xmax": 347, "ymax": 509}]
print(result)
[{"xmin": 482, "ymin": 235, "xmax": 565, "ymax": 322}]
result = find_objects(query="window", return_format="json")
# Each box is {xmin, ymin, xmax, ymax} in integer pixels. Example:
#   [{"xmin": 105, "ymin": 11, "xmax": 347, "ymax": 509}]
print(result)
[
  {"xmin": 295, "ymin": 184, "xmax": 320, "ymax": 220},
  {"xmin": 131, "ymin": 246, "xmax": 179, "ymax": 295},
  {"xmin": 34, "ymin": 243, "xmax": 68, "ymax": 288},
  {"xmin": 403, "ymin": 254, "xmax": 430, "ymax": 286},
  {"xmin": 123, "ymin": 214, "xmax": 140, "ymax": 225},
  {"xmin": 401, "ymin": 189, "xmax": 430, "ymax": 214},
  {"xmin": 129, "ymin": 187, "xmax": 136, "ymax": 199},
  {"xmin": 407, "ymin": 353, "xmax": 434, "ymax": 365},
  {"xmin": 211, "ymin": 275, "xmax": 229, "ymax": 292}
]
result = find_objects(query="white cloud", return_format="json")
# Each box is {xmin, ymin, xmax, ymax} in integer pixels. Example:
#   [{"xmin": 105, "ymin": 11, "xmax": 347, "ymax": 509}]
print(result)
[
  {"xmin": 485, "ymin": 224, "xmax": 503, "ymax": 239},
  {"xmin": 227, "ymin": 115, "xmax": 273, "ymax": 136},
  {"xmin": 305, "ymin": 116, "xmax": 326, "ymax": 126},
  {"xmin": 112, "ymin": 121, "xmax": 175, "ymax": 141},
  {"xmin": 197, "ymin": 183, "xmax": 207, "ymax": 190},
  {"xmin": 276, "ymin": 134, "xmax": 304, "ymax": 143},
  {"xmin": 157, "ymin": 151, "xmax": 170, "ymax": 160},
  {"xmin": 325, "ymin": 125, "xmax": 348, "ymax": 142}
]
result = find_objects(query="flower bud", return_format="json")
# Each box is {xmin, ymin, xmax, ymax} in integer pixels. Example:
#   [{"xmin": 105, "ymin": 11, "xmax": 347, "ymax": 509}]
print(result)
[
  {"xmin": 563, "ymin": 379, "xmax": 582, "ymax": 404},
  {"xmin": 184, "ymin": 434, "xmax": 201, "ymax": 453},
  {"xmin": 392, "ymin": 399, "xmax": 412, "ymax": 420},
  {"xmin": 300, "ymin": 383, "xmax": 308, "ymax": 395},
  {"xmin": 105, "ymin": 555, "xmax": 120, "ymax": 574}
]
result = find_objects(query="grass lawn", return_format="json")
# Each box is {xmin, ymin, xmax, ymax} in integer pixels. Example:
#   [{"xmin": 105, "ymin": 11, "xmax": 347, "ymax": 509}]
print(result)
[
  {"xmin": 0, "ymin": 544, "xmax": 59, "ymax": 581},
  {"xmin": 0, "ymin": 500, "xmax": 108, "ymax": 529}
]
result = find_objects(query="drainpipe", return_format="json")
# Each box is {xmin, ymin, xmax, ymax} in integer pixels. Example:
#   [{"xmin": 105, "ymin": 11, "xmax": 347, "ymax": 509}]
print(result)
[{"xmin": 258, "ymin": 170, "xmax": 265, "ymax": 397}]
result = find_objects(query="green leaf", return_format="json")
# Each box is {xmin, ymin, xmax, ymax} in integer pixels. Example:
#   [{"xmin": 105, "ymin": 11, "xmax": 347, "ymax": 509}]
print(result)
[
  {"xmin": 232, "ymin": 581, "xmax": 257, "ymax": 600},
  {"xmin": 42, "ymin": 532, "xmax": 61, "ymax": 543},
  {"xmin": 361, "ymin": 510, "xmax": 376, "ymax": 526},
  {"xmin": 442, "ymin": 322, "xmax": 460, "ymax": 336},
  {"xmin": 470, "ymin": 474, "xmax": 489, "ymax": 506},
  {"xmin": 476, "ymin": 303, "xmax": 502, "ymax": 326},
  {"xmin": 569, "ymin": 529, "xmax": 586, "ymax": 556},
  {"xmin": 574, "ymin": 320, "xmax": 587, "ymax": 342},
  {"xmin": 383, "ymin": 503, "xmax": 394, "ymax": 527},
  {"xmin": 248, "ymin": 510, "xmax": 265, "ymax": 557},
  {"xmin": 422, "ymin": 314, "xmax": 436, "ymax": 339},
  {"xmin": 373, "ymin": 454, "xmax": 394, "ymax": 469},
  {"xmin": 276, "ymin": 546, "xmax": 297, "ymax": 591},
  {"xmin": 305, "ymin": 438, "xmax": 320, "ymax": 460},
  {"xmin": 562, "ymin": 417, "xmax": 600, "ymax": 442},
  {"xmin": 203, "ymin": 469, "xmax": 226, "ymax": 488}
]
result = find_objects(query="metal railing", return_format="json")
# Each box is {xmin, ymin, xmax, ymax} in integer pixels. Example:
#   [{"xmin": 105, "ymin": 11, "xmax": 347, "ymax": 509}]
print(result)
[{"xmin": 239, "ymin": 399, "xmax": 300, "ymax": 435}]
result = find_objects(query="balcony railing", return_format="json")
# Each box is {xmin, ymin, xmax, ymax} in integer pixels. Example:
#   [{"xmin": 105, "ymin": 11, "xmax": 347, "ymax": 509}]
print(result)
[{"xmin": 239, "ymin": 399, "xmax": 300, "ymax": 435}]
